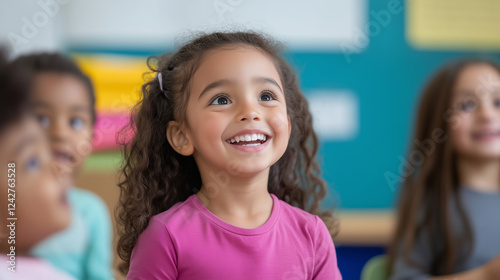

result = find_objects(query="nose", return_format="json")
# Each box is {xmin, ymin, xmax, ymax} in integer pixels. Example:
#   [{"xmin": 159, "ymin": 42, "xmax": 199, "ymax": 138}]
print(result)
[
  {"xmin": 237, "ymin": 99, "xmax": 261, "ymax": 122},
  {"xmin": 476, "ymin": 102, "xmax": 495, "ymax": 124},
  {"xmin": 48, "ymin": 118, "xmax": 69, "ymax": 143}
]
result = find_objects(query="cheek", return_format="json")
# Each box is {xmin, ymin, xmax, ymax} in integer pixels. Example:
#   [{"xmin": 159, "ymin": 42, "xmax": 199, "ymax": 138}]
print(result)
[
  {"xmin": 450, "ymin": 115, "xmax": 472, "ymax": 138},
  {"xmin": 38, "ymin": 177, "xmax": 70, "ymax": 233},
  {"xmin": 269, "ymin": 109, "xmax": 290, "ymax": 138},
  {"xmin": 71, "ymin": 129, "xmax": 93, "ymax": 163},
  {"xmin": 449, "ymin": 117, "xmax": 473, "ymax": 152},
  {"xmin": 74, "ymin": 127, "xmax": 93, "ymax": 147},
  {"xmin": 269, "ymin": 109, "xmax": 290, "ymax": 158},
  {"xmin": 18, "ymin": 171, "xmax": 69, "ymax": 232},
  {"xmin": 191, "ymin": 114, "xmax": 228, "ymax": 148}
]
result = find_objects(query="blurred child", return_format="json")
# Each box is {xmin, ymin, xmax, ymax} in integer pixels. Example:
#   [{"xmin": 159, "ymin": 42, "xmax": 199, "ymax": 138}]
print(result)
[
  {"xmin": 0, "ymin": 51, "xmax": 75, "ymax": 279},
  {"xmin": 389, "ymin": 59, "xmax": 500, "ymax": 279},
  {"xmin": 117, "ymin": 31, "xmax": 341, "ymax": 279},
  {"xmin": 11, "ymin": 53, "xmax": 114, "ymax": 280}
]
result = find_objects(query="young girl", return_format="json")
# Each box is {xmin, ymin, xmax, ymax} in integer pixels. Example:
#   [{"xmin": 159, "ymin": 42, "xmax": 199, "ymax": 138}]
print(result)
[
  {"xmin": 0, "ymin": 51, "xmax": 75, "ymax": 279},
  {"xmin": 389, "ymin": 59, "xmax": 500, "ymax": 279},
  {"xmin": 117, "ymin": 32, "xmax": 341, "ymax": 279},
  {"xmin": 10, "ymin": 53, "xmax": 114, "ymax": 280}
]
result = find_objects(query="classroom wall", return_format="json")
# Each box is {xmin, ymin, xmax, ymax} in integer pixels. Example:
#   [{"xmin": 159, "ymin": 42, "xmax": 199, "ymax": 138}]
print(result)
[
  {"xmin": 3, "ymin": 1, "xmax": 500, "ymax": 279},
  {"xmin": 63, "ymin": 0, "xmax": 500, "ymax": 209},
  {"xmin": 3, "ymin": 1, "xmax": 499, "ymax": 208}
]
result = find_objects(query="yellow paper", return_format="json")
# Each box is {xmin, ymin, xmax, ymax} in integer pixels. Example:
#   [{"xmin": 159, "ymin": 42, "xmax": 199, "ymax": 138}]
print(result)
[
  {"xmin": 73, "ymin": 55, "xmax": 152, "ymax": 113},
  {"xmin": 407, "ymin": 0, "xmax": 500, "ymax": 50}
]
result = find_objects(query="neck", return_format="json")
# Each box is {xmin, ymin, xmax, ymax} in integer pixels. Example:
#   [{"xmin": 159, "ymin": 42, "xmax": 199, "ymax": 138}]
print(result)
[
  {"xmin": 457, "ymin": 156, "xmax": 500, "ymax": 192},
  {"xmin": 196, "ymin": 168, "xmax": 273, "ymax": 229}
]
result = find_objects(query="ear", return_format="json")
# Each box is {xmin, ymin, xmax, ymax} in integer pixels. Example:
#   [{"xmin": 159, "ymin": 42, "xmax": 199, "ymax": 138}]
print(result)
[{"xmin": 166, "ymin": 121, "xmax": 194, "ymax": 156}]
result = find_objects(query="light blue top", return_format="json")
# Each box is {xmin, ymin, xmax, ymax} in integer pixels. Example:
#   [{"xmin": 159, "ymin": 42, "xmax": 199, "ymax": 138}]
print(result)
[
  {"xmin": 390, "ymin": 187, "xmax": 500, "ymax": 280},
  {"xmin": 31, "ymin": 187, "xmax": 114, "ymax": 280}
]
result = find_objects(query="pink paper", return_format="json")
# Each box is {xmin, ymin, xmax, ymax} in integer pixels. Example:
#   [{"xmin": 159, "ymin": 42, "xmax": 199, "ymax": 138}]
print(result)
[{"xmin": 92, "ymin": 113, "xmax": 134, "ymax": 151}]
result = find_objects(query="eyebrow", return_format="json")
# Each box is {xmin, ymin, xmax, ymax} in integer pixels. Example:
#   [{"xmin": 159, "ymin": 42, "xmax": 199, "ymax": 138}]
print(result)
[
  {"xmin": 31, "ymin": 101, "xmax": 50, "ymax": 109},
  {"xmin": 70, "ymin": 106, "xmax": 91, "ymax": 113},
  {"xmin": 253, "ymin": 76, "xmax": 283, "ymax": 93},
  {"xmin": 198, "ymin": 76, "xmax": 283, "ymax": 100},
  {"xmin": 453, "ymin": 89, "xmax": 476, "ymax": 97},
  {"xmin": 198, "ymin": 79, "xmax": 233, "ymax": 100},
  {"xmin": 32, "ymin": 101, "xmax": 90, "ymax": 113}
]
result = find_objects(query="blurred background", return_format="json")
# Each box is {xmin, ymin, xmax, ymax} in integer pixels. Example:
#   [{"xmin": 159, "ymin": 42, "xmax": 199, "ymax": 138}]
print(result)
[{"xmin": 1, "ymin": 0, "xmax": 500, "ymax": 279}]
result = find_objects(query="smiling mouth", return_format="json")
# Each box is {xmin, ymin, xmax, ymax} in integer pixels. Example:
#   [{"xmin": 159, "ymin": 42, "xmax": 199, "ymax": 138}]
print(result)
[
  {"xmin": 226, "ymin": 133, "xmax": 269, "ymax": 146},
  {"xmin": 53, "ymin": 151, "xmax": 73, "ymax": 163},
  {"xmin": 471, "ymin": 130, "xmax": 500, "ymax": 140}
]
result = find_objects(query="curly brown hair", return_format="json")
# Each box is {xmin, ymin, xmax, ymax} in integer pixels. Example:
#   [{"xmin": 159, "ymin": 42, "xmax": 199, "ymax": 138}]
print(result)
[{"xmin": 116, "ymin": 31, "xmax": 337, "ymax": 275}]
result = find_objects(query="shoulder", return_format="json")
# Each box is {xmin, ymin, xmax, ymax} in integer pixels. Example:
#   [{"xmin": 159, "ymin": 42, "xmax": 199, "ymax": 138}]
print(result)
[
  {"xmin": 144, "ymin": 195, "xmax": 201, "ymax": 237},
  {"xmin": 132, "ymin": 195, "xmax": 200, "ymax": 260},
  {"xmin": 277, "ymin": 198, "xmax": 318, "ymax": 223},
  {"xmin": 68, "ymin": 187, "xmax": 110, "ymax": 226},
  {"xmin": 275, "ymin": 197, "xmax": 326, "ymax": 235},
  {"xmin": 68, "ymin": 187, "xmax": 107, "ymax": 210}
]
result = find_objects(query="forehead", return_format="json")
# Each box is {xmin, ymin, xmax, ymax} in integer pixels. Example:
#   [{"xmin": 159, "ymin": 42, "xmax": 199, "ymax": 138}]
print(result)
[
  {"xmin": 0, "ymin": 117, "xmax": 43, "ymax": 162},
  {"xmin": 455, "ymin": 63, "xmax": 500, "ymax": 90},
  {"xmin": 31, "ymin": 72, "xmax": 92, "ymax": 110},
  {"xmin": 192, "ymin": 46, "xmax": 282, "ymax": 86},
  {"xmin": 453, "ymin": 63, "xmax": 500, "ymax": 100}
]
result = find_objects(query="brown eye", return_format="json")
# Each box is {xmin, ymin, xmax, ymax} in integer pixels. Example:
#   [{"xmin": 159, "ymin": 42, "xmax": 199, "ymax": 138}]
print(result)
[
  {"xmin": 210, "ymin": 95, "xmax": 231, "ymax": 105},
  {"xmin": 38, "ymin": 115, "xmax": 50, "ymax": 128},
  {"xmin": 26, "ymin": 156, "xmax": 40, "ymax": 172},
  {"xmin": 70, "ymin": 118, "xmax": 85, "ymax": 130},
  {"xmin": 459, "ymin": 100, "xmax": 476, "ymax": 112},
  {"xmin": 258, "ymin": 91, "xmax": 276, "ymax": 102}
]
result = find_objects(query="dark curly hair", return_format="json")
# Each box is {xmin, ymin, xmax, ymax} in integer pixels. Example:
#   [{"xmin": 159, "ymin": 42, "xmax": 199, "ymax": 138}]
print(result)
[
  {"xmin": 9, "ymin": 52, "xmax": 96, "ymax": 124},
  {"xmin": 0, "ymin": 49, "xmax": 32, "ymax": 133},
  {"xmin": 116, "ymin": 31, "xmax": 337, "ymax": 275}
]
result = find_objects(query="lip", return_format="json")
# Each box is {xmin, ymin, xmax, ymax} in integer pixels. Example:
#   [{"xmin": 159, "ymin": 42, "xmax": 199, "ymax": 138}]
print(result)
[
  {"xmin": 471, "ymin": 130, "xmax": 500, "ymax": 142},
  {"xmin": 225, "ymin": 129, "xmax": 271, "ymax": 152},
  {"xmin": 226, "ymin": 129, "xmax": 271, "ymax": 140},
  {"xmin": 228, "ymin": 138, "xmax": 271, "ymax": 152},
  {"xmin": 52, "ymin": 148, "xmax": 74, "ymax": 164}
]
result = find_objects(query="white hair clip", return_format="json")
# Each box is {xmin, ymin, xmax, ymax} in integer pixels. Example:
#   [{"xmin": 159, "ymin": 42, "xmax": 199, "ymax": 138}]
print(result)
[{"xmin": 157, "ymin": 72, "xmax": 163, "ymax": 91}]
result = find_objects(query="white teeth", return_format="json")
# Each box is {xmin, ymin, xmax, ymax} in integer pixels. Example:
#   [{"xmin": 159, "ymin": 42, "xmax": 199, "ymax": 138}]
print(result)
[
  {"xmin": 242, "ymin": 143, "xmax": 260, "ymax": 146},
  {"xmin": 227, "ymin": 133, "xmax": 269, "ymax": 143}
]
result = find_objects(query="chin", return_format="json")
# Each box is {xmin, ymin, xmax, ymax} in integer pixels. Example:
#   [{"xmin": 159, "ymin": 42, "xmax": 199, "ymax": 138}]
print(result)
[
  {"xmin": 228, "ymin": 164, "xmax": 272, "ymax": 177},
  {"xmin": 470, "ymin": 151, "xmax": 500, "ymax": 160}
]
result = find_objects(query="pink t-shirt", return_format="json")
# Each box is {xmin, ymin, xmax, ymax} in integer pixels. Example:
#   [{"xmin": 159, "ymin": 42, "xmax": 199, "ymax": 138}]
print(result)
[{"xmin": 127, "ymin": 193, "xmax": 342, "ymax": 280}]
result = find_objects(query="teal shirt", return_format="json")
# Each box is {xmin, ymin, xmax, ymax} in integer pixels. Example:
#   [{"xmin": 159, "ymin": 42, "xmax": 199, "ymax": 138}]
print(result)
[{"xmin": 31, "ymin": 187, "xmax": 114, "ymax": 280}]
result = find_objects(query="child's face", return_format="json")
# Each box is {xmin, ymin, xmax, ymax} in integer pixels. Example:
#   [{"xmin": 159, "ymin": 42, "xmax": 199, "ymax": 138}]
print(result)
[
  {"xmin": 31, "ymin": 73, "xmax": 94, "ymax": 181},
  {"xmin": 182, "ymin": 46, "xmax": 291, "ymax": 177},
  {"xmin": 450, "ymin": 63, "xmax": 500, "ymax": 160},
  {"xmin": 0, "ymin": 117, "xmax": 70, "ymax": 253}
]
